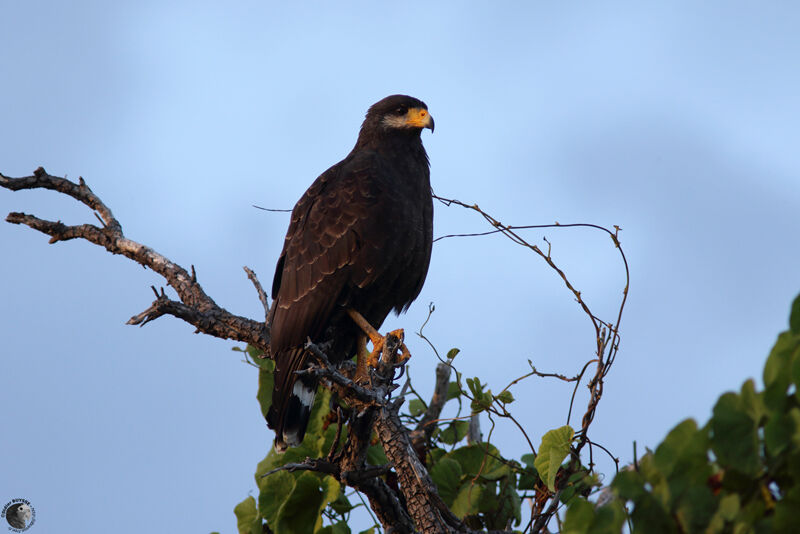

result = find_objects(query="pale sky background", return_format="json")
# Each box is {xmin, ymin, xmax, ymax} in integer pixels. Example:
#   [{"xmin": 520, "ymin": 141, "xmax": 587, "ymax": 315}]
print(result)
[{"xmin": 2, "ymin": 2, "xmax": 799, "ymax": 533}]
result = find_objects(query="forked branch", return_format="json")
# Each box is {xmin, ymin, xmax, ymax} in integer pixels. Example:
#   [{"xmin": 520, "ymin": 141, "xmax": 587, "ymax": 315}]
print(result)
[{"xmin": 1, "ymin": 167, "xmax": 270, "ymax": 351}]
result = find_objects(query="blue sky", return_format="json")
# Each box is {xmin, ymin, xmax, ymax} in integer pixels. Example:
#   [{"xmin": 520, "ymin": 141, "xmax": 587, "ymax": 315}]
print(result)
[{"xmin": 2, "ymin": 2, "xmax": 799, "ymax": 532}]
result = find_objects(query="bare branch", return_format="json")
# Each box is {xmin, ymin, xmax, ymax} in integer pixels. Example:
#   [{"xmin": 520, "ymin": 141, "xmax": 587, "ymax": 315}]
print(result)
[
  {"xmin": 243, "ymin": 266, "xmax": 270, "ymax": 321},
  {"xmin": 378, "ymin": 395, "xmax": 468, "ymax": 533},
  {"xmin": 4, "ymin": 168, "xmax": 627, "ymax": 533},
  {"xmin": 2, "ymin": 167, "xmax": 121, "ymax": 232},
  {"xmin": 413, "ymin": 362, "xmax": 452, "ymax": 443},
  {"xmin": 431, "ymin": 192, "xmax": 631, "ymax": 531},
  {"xmin": 467, "ymin": 413, "xmax": 482, "ymax": 444},
  {"xmin": 355, "ymin": 478, "xmax": 416, "ymax": 533},
  {"xmin": 260, "ymin": 458, "xmax": 340, "ymax": 479},
  {"xmin": 2, "ymin": 167, "xmax": 270, "ymax": 351}
]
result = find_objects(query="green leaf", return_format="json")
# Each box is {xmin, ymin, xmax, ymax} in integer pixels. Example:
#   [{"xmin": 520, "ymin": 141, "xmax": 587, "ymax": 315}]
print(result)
[
  {"xmin": 447, "ymin": 445, "xmax": 486, "ymax": 477},
  {"xmin": 496, "ymin": 476, "xmax": 522, "ymax": 527},
  {"xmin": 495, "ymin": 390, "xmax": 515, "ymax": 404},
  {"xmin": 469, "ymin": 381, "xmax": 493, "ymax": 413},
  {"xmin": 446, "ymin": 381, "xmax": 462, "ymax": 401},
  {"xmin": 439, "ymin": 420, "xmax": 470, "ymax": 445},
  {"xmin": 764, "ymin": 333, "xmax": 800, "ymax": 412},
  {"xmin": 466, "ymin": 377, "xmax": 479, "ymax": 396},
  {"xmin": 258, "ymin": 470, "xmax": 296, "ymax": 529},
  {"xmin": 328, "ymin": 491, "xmax": 354, "ymax": 515},
  {"xmin": 738, "ymin": 380, "xmax": 768, "ymax": 436},
  {"xmin": 256, "ymin": 365, "xmax": 275, "ymax": 420},
  {"xmin": 718, "ymin": 493, "xmax": 740, "ymax": 520},
  {"xmin": 653, "ymin": 419, "xmax": 712, "ymax": 501},
  {"xmin": 451, "ymin": 480, "xmax": 484, "ymax": 518},
  {"xmin": 305, "ymin": 388, "xmax": 333, "ymax": 451},
  {"xmin": 260, "ymin": 472, "xmax": 339, "ymax": 534},
  {"xmin": 247, "ymin": 344, "xmax": 266, "ymax": 360},
  {"xmin": 627, "ymin": 490, "xmax": 676, "ymax": 534},
  {"xmin": 710, "ymin": 393, "xmax": 761, "ymax": 477},
  {"xmin": 408, "ymin": 398, "xmax": 426, "ymax": 417},
  {"xmin": 674, "ymin": 485, "xmax": 715, "ymax": 532},
  {"xmin": 764, "ymin": 332, "xmax": 797, "ymax": 393},
  {"xmin": 790, "ymin": 293, "xmax": 800, "ymax": 334},
  {"xmin": 611, "ymin": 468, "xmax": 646, "ymax": 501},
  {"xmin": 774, "ymin": 485, "xmax": 800, "ymax": 532},
  {"xmin": 427, "ymin": 447, "xmax": 446, "ymax": 466},
  {"xmin": 358, "ymin": 528, "xmax": 376, "ymax": 534},
  {"xmin": 447, "ymin": 443, "xmax": 509, "ymax": 480},
  {"xmin": 707, "ymin": 493, "xmax": 740, "ymax": 533},
  {"xmin": 366, "ymin": 441, "xmax": 388, "ymax": 466},
  {"xmin": 518, "ymin": 466, "xmax": 539, "ymax": 490},
  {"xmin": 764, "ymin": 407, "xmax": 800, "ymax": 456},
  {"xmin": 559, "ymin": 469, "xmax": 596, "ymax": 504},
  {"xmin": 447, "ymin": 347, "xmax": 460, "ymax": 360},
  {"xmin": 563, "ymin": 498, "xmax": 627, "ymax": 533},
  {"xmin": 470, "ymin": 398, "xmax": 487, "ymax": 414},
  {"xmin": 254, "ymin": 391, "xmax": 338, "ymax": 530},
  {"xmin": 562, "ymin": 498, "xmax": 594, "ymax": 533},
  {"xmin": 793, "ymin": 349, "xmax": 800, "ymax": 400},
  {"xmin": 593, "ymin": 502, "xmax": 628, "ymax": 534},
  {"xmin": 653, "ymin": 419, "xmax": 702, "ymax": 475},
  {"xmin": 233, "ymin": 495, "xmax": 257, "ymax": 522},
  {"xmin": 317, "ymin": 522, "xmax": 351, "ymax": 534},
  {"xmin": 535, "ymin": 425, "xmax": 574, "ymax": 492},
  {"xmin": 430, "ymin": 457, "xmax": 463, "ymax": 505},
  {"xmin": 233, "ymin": 495, "xmax": 261, "ymax": 534}
]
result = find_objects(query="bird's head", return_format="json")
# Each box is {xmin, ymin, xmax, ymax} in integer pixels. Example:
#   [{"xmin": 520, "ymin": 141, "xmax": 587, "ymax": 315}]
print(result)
[
  {"xmin": 364, "ymin": 94, "xmax": 434, "ymax": 134},
  {"xmin": 17, "ymin": 504, "xmax": 31, "ymax": 522}
]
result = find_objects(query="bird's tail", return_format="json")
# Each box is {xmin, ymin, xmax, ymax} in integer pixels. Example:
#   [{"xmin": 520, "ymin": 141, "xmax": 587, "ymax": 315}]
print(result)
[{"xmin": 267, "ymin": 349, "xmax": 317, "ymax": 452}]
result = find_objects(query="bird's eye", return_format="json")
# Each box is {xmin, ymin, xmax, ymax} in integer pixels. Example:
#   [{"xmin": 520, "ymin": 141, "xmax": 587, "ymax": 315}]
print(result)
[{"xmin": 395, "ymin": 106, "xmax": 407, "ymax": 115}]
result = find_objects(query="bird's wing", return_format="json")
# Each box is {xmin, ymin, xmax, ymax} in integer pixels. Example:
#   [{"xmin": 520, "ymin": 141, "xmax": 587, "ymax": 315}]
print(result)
[
  {"xmin": 267, "ymin": 152, "xmax": 404, "ymax": 447},
  {"xmin": 270, "ymin": 152, "xmax": 403, "ymax": 352}
]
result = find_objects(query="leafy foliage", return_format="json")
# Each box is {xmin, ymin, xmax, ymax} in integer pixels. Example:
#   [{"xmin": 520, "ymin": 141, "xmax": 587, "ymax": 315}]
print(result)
[
  {"xmin": 231, "ymin": 294, "xmax": 800, "ymax": 534},
  {"xmin": 429, "ymin": 443, "xmax": 521, "ymax": 529},
  {"xmin": 566, "ymin": 292, "xmax": 800, "ymax": 533},
  {"xmin": 232, "ymin": 344, "xmax": 567, "ymax": 533}
]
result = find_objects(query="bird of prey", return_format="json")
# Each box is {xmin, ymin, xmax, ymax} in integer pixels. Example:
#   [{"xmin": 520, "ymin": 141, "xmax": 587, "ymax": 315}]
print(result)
[{"xmin": 266, "ymin": 94, "xmax": 434, "ymax": 451}]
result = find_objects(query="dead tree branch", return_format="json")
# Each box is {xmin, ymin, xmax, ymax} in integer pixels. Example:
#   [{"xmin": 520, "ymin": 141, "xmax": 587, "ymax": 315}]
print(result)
[
  {"xmin": 1, "ymin": 167, "xmax": 270, "ymax": 351},
  {"xmin": 2, "ymin": 166, "xmax": 480, "ymax": 533},
  {"xmin": 410, "ymin": 361, "xmax": 452, "ymax": 452},
  {"xmin": 431, "ymin": 193, "xmax": 630, "ymax": 532},
  {"xmin": 4, "ymin": 167, "xmax": 627, "ymax": 533},
  {"xmin": 299, "ymin": 336, "xmax": 476, "ymax": 533},
  {"xmin": 243, "ymin": 266, "xmax": 270, "ymax": 321}
]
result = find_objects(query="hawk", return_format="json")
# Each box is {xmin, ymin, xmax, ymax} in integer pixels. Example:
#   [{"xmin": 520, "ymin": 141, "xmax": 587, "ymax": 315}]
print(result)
[{"xmin": 266, "ymin": 95, "xmax": 434, "ymax": 451}]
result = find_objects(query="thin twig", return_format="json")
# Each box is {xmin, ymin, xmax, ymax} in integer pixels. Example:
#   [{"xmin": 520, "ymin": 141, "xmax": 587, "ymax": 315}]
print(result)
[
  {"xmin": 243, "ymin": 266, "xmax": 269, "ymax": 321},
  {"xmin": 253, "ymin": 204, "xmax": 292, "ymax": 213}
]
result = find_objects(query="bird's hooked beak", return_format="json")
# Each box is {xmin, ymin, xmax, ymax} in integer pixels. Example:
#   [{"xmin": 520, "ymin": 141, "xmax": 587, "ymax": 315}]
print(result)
[{"xmin": 406, "ymin": 107, "xmax": 434, "ymax": 133}]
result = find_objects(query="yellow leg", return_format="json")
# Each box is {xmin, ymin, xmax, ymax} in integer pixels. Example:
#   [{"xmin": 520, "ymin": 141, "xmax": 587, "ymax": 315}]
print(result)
[{"xmin": 347, "ymin": 309, "xmax": 412, "ymax": 370}]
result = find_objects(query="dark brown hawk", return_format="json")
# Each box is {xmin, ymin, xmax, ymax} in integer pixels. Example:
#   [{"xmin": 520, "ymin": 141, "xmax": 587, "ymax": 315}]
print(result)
[{"xmin": 266, "ymin": 95, "xmax": 434, "ymax": 451}]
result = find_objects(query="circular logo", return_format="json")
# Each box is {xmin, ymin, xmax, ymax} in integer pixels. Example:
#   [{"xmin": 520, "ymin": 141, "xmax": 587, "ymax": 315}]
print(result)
[{"xmin": 1, "ymin": 499, "xmax": 35, "ymax": 532}]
